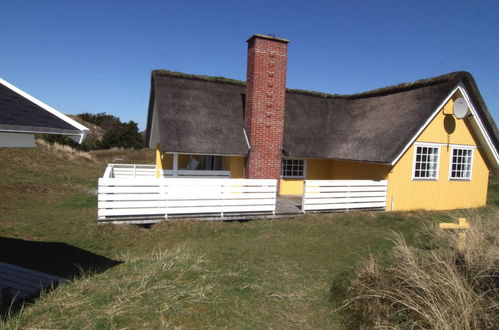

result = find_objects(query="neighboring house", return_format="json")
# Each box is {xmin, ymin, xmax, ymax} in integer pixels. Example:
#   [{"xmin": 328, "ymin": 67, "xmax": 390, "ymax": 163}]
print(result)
[
  {"xmin": 0, "ymin": 77, "xmax": 88, "ymax": 147},
  {"xmin": 0, "ymin": 78, "xmax": 89, "ymax": 306},
  {"xmin": 145, "ymin": 34, "xmax": 499, "ymax": 212}
]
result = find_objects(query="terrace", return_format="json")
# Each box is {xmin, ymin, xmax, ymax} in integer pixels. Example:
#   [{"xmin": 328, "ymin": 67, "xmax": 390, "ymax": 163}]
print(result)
[{"xmin": 98, "ymin": 164, "xmax": 387, "ymax": 224}]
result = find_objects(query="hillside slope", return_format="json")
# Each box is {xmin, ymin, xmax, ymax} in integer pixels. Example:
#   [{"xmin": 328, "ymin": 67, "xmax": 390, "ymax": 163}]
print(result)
[{"xmin": 0, "ymin": 143, "xmax": 495, "ymax": 328}]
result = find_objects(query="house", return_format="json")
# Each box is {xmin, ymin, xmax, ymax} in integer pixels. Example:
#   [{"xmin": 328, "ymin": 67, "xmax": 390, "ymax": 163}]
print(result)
[
  {"xmin": 144, "ymin": 34, "xmax": 499, "ymax": 212},
  {"xmin": 0, "ymin": 77, "xmax": 88, "ymax": 147},
  {"xmin": 0, "ymin": 77, "xmax": 89, "ymax": 307}
]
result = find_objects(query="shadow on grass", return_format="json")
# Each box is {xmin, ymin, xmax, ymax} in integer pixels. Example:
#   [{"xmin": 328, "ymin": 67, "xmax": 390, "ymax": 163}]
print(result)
[
  {"xmin": 0, "ymin": 236, "xmax": 122, "ymax": 317},
  {"xmin": 0, "ymin": 236, "xmax": 121, "ymax": 278}
]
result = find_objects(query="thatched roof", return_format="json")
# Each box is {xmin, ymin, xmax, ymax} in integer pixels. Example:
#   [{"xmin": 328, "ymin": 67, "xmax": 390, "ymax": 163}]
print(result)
[
  {"xmin": 146, "ymin": 70, "xmax": 248, "ymax": 155},
  {"xmin": 146, "ymin": 70, "xmax": 498, "ymax": 163}
]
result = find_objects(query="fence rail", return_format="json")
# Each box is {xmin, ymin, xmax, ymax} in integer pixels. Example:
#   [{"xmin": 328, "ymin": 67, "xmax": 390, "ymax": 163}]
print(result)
[
  {"xmin": 98, "ymin": 177, "xmax": 277, "ymax": 221},
  {"xmin": 161, "ymin": 169, "xmax": 231, "ymax": 178},
  {"xmin": 102, "ymin": 164, "xmax": 231, "ymax": 179},
  {"xmin": 302, "ymin": 180, "xmax": 387, "ymax": 212}
]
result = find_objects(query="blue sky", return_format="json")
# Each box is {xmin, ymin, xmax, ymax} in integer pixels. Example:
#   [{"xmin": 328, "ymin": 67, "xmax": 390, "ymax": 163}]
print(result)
[{"xmin": 1, "ymin": 0, "xmax": 498, "ymax": 130}]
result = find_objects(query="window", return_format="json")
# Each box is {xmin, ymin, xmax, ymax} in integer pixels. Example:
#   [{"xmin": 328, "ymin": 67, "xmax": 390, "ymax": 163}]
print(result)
[
  {"xmin": 281, "ymin": 159, "xmax": 305, "ymax": 178},
  {"xmin": 413, "ymin": 145, "xmax": 440, "ymax": 180},
  {"xmin": 202, "ymin": 155, "xmax": 223, "ymax": 170},
  {"xmin": 449, "ymin": 147, "xmax": 473, "ymax": 180}
]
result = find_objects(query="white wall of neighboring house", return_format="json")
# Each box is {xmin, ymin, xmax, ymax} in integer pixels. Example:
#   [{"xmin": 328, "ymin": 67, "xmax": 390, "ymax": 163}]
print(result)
[{"xmin": 0, "ymin": 132, "xmax": 35, "ymax": 148}]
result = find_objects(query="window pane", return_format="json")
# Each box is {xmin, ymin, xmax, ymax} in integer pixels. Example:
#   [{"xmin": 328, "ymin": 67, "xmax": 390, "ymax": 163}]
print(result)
[
  {"xmin": 414, "ymin": 145, "xmax": 439, "ymax": 179},
  {"xmin": 282, "ymin": 159, "xmax": 305, "ymax": 178},
  {"xmin": 450, "ymin": 148, "xmax": 472, "ymax": 180}
]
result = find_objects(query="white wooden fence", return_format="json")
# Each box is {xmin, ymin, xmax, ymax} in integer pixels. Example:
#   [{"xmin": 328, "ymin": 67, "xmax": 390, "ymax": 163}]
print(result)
[
  {"xmin": 103, "ymin": 164, "xmax": 230, "ymax": 179},
  {"xmin": 302, "ymin": 180, "xmax": 387, "ymax": 212},
  {"xmin": 98, "ymin": 177, "xmax": 277, "ymax": 222},
  {"xmin": 104, "ymin": 164, "xmax": 156, "ymax": 178}
]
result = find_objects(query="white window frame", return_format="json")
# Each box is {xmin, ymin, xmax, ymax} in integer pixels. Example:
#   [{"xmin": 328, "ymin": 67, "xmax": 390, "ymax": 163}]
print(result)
[
  {"xmin": 281, "ymin": 158, "xmax": 306, "ymax": 179},
  {"xmin": 448, "ymin": 146, "xmax": 474, "ymax": 181},
  {"xmin": 412, "ymin": 143, "xmax": 441, "ymax": 180}
]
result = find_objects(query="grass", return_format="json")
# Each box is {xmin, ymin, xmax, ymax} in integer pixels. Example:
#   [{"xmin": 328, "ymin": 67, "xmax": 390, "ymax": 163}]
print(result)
[
  {"xmin": 0, "ymin": 142, "xmax": 497, "ymax": 328},
  {"xmin": 342, "ymin": 212, "xmax": 499, "ymax": 329}
]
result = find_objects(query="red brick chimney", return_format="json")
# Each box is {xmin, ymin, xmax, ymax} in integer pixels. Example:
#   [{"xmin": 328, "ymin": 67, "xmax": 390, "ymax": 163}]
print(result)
[{"xmin": 244, "ymin": 34, "xmax": 289, "ymax": 182}]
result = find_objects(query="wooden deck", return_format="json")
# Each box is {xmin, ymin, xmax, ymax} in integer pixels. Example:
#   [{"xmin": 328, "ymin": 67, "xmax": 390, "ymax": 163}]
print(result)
[
  {"xmin": 98, "ymin": 165, "xmax": 387, "ymax": 224},
  {"xmin": 0, "ymin": 261, "xmax": 66, "ymax": 308}
]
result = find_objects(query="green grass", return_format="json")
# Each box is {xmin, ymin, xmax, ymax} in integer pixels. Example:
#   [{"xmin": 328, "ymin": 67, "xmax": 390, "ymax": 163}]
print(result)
[{"xmin": 0, "ymin": 143, "xmax": 495, "ymax": 328}]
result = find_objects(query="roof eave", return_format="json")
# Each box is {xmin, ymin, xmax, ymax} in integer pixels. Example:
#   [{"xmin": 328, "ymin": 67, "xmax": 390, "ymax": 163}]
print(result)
[{"xmin": 0, "ymin": 77, "xmax": 89, "ymax": 144}]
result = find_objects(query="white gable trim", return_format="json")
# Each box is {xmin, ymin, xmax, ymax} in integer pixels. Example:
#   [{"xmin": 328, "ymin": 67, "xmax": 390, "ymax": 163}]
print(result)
[
  {"xmin": 243, "ymin": 128, "xmax": 251, "ymax": 150},
  {"xmin": 0, "ymin": 77, "xmax": 89, "ymax": 143},
  {"xmin": 457, "ymin": 82, "xmax": 499, "ymax": 165},
  {"xmin": 390, "ymin": 84, "xmax": 499, "ymax": 167}
]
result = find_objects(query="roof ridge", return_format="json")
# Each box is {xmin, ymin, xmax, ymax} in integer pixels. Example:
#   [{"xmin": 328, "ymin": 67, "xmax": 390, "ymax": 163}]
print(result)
[
  {"xmin": 152, "ymin": 69, "xmax": 469, "ymax": 99},
  {"xmin": 286, "ymin": 71, "xmax": 469, "ymax": 99},
  {"xmin": 152, "ymin": 70, "xmax": 245, "ymax": 86}
]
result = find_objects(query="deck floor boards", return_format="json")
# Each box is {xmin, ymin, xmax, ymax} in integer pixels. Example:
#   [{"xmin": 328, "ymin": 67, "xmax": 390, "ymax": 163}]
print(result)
[{"xmin": 0, "ymin": 261, "xmax": 66, "ymax": 306}]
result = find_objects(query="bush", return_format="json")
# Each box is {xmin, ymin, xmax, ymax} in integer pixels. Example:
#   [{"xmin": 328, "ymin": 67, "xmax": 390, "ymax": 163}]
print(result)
[
  {"xmin": 99, "ymin": 120, "xmax": 143, "ymax": 150},
  {"xmin": 341, "ymin": 213, "xmax": 499, "ymax": 329},
  {"xmin": 40, "ymin": 112, "xmax": 144, "ymax": 150}
]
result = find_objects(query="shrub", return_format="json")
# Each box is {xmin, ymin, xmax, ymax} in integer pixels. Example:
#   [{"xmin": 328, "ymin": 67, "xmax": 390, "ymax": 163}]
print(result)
[
  {"xmin": 39, "ymin": 112, "xmax": 144, "ymax": 151},
  {"xmin": 341, "ymin": 213, "xmax": 499, "ymax": 329}
]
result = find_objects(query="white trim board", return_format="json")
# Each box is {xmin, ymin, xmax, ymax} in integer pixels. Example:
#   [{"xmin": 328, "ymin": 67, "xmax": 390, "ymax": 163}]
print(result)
[
  {"xmin": 414, "ymin": 141, "xmax": 477, "ymax": 149},
  {"xmin": 0, "ymin": 77, "xmax": 89, "ymax": 143},
  {"xmin": 161, "ymin": 151, "xmax": 245, "ymax": 157},
  {"xmin": 457, "ymin": 83, "xmax": 499, "ymax": 166},
  {"xmin": 391, "ymin": 85, "xmax": 499, "ymax": 168}
]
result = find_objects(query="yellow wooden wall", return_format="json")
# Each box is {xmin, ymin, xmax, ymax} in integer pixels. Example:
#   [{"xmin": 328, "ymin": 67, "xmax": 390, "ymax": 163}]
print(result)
[
  {"xmin": 386, "ymin": 97, "xmax": 489, "ymax": 211},
  {"xmin": 225, "ymin": 156, "xmax": 245, "ymax": 178},
  {"xmin": 280, "ymin": 159, "xmax": 391, "ymax": 195}
]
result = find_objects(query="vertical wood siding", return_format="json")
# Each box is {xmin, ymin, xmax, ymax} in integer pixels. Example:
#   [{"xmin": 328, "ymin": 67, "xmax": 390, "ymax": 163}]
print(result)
[
  {"xmin": 280, "ymin": 159, "xmax": 390, "ymax": 195},
  {"xmin": 386, "ymin": 96, "xmax": 490, "ymax": 211}
]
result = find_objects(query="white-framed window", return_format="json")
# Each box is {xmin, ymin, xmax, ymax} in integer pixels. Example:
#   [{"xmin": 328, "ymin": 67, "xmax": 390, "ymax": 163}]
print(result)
[
  {"xmin": 281, "ymin": 158, "xmax": 306, "ymax": 178},
  {"xmin": 413, "ymin": 144, "xmax": 440, "ymax": 180},
  {"xmin": 449, "ymin": 147, "xmax": 473, "ymax": 180}
]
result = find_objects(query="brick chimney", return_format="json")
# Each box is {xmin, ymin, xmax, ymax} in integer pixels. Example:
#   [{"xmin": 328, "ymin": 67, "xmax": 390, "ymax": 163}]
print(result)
[{"xmin": 245, "ymin": 34, "xmax": 289, "ymax": 182}]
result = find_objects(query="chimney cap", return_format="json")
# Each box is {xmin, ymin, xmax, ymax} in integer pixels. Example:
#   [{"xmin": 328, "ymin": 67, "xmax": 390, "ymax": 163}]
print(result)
[{"xmin": 247, "ymin": 34, "xmax": 290, "ymax": 44}]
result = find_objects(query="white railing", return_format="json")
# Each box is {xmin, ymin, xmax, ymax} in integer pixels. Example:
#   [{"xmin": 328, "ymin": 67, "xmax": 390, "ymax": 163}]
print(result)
[
  {"xmin": 102, "ymin": 164, "xmax": 231, "ymax": 179},
  {"xmin": 162, "ymin": 169, "xmax": 231, "ymax": 178},
  {"xmin": 302, "ymin": 180, "xmax": 387, "ymax": 212},
  {"xmin": 98, "ymin": 177, "xmax": 277, "ymax": 221},
  {"xmin": 104, "ymin": 164, "xmax": 156, "ymax": 178}
]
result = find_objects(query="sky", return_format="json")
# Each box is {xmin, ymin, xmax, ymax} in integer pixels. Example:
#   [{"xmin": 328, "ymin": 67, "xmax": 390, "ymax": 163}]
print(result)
[{"xmin": 1, "ymin": 0, "xmax": 498, "ymax": 131}]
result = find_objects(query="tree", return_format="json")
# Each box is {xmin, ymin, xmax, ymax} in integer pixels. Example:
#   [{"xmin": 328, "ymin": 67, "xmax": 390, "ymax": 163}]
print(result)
[
  {"xmin": 99, "ymin": 120, "xmax": 144, "ymax": 149},
  {"xmin": 40, "ymin": 112, "xmax": 144, "ymax": 150}
]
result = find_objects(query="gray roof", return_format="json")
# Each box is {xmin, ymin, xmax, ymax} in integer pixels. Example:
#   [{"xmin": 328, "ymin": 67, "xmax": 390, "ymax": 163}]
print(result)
[
  {"xmin": 0, "ymin": 82, "xmax": 83, "ymax": 136},
  {"xmin": 146, "ymin": 70, "xmax": 499, "ymax": 163}
]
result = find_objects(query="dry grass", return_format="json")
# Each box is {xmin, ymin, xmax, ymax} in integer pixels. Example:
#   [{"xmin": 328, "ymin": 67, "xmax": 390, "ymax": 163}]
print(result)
[
  {"xmin": 36, "ymin": 139, "xmax": 94, "ymax": 161},
  {"xmin": 90, "ymin": 147, "xmax": 155, "ymax": 164},
  {"xmin": 342, "ymin": 211, "xmax": 499, "ymax": 329},
  {"xmin": 2, "ymin": 247, "xmax": 216, "ymax": 329}
]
